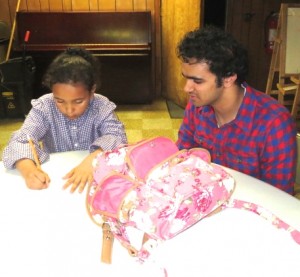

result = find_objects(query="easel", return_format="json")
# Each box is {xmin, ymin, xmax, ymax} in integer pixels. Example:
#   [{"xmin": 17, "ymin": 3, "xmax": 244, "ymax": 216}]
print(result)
[{"xmin": 266, "ymin": 3, "xmax": 300, "ymax": 119}]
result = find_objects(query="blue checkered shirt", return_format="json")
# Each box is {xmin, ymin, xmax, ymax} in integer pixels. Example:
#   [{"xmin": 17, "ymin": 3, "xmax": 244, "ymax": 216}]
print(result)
[{"xmin": 2, "ymin": 93, "xmax": 127, "ymax": 169}]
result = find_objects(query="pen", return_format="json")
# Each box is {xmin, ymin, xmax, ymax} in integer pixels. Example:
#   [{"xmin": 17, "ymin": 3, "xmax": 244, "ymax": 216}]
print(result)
[{"xmin": 27, "ymin": 135, "xmax": 41, "ymax": 169}]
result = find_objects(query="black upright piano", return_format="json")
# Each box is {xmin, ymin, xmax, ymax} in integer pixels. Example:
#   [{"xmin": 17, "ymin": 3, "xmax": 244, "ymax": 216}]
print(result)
[{"xmin": 14, "ymin": 11, "xmax": 153, "ymax": 104}]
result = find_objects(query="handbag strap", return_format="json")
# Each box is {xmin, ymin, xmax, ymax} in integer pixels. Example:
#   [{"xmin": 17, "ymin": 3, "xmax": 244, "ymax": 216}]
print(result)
[
  {"xmin": 225, "ymin": 199, "xmax": 300, "ymax": 244},
  {"xmin": 101, "ymin": 223, "xmax": 114, "ymax": 264}
]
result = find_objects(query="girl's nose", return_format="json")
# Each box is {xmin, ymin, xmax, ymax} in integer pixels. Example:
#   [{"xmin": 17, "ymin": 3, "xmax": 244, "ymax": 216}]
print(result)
[{"xmin": 65, "ymin": 104, "xmax": 75, "ymax": 116}]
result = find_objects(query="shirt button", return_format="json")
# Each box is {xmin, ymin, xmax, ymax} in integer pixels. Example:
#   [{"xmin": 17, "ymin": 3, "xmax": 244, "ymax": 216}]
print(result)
[
  {"xmin": 72, "ymin": 126, "xmax": 77, "ymax": 130},
  {"xmin": 74, "ymin": 143, "xmax": 78, "ymax": 147}
]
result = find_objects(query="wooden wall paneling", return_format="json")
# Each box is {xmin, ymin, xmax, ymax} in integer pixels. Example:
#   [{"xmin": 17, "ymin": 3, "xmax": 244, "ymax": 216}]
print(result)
[
  {"xmin": 133, "ymin": 0, "xmax": 147, "ymax": 11},
  {"xmin": 240, "ymin": 0, "xmax": 252, "ymax": 44},
  {"xmin": 227, "ymin": 0, "xmax": 253, "ymax": 88},
  {"xmin": 0, "ymin": 0, "xmax": 11, "ymax": 30},
  {"xmin": 71, "ymin": 0, "xmax": 90, "ymax": 11},
  {"xmin": 226, "ymin": 0, "xmax": 241, "ymax": 38},
  {"xmin": 17, "ymin": 0, "xmax": 24, "ymax": 10},
  {"xmin": 226, "ymin": 0, "xmax": 281, "ymax": 91},
  {"xmin": 19, "ymin": 0, "xmax": 27, "ymax": 11},
  {"xmin": 62, "ymin": 0, "xmax": 73, "ymax": 11},
  {"xmin": 148, "ymin": 0, "xmax": 155, "ymax": 10},
  {"xmin": 227, "ymin": 0, "xmax": 247, "ymax": 40},
  {"xmin": 98, "ymin": 0, "xmax": 116, "ymax": 11},
  {"xmin": 248, "ymin": 0, "xmax": 266, "ymax": 91},
  {"xmin": 153, "ymin": 0, "xmax": 161, "ymax": 96},
  {"xmin": 161, "ymin": 0, "xmax": 200, "ymax": 108},
  {"xmin": 245, "ymin": 0, "xmax": 265, "ymax": 91},
  {"xmin": 161, "ymin": 0, "xmax": 175, "ymax": 100},
  {"xmin": 3, "ymin": 0, "xmax": 17, "ymax": 24},
  {"xmin": 253, "ymin": 0, "xmax": 280, "ymax": 91},
  {"xmin": 89, "ymin": 0, "xmax": 99, "ymax": 11},
  {"xmin": 50, "ymin": 1, "xmax": 64, "ymax": 11},
  {"xmin": 39, "ymin": 0, "xmax": 50, "ymax": 11},
  {"xmin": 19, "ymin": 0, "xmax": 44, "ymax": 12},
  {"xmin": 147, "ymin": 0, "xmax": 158, "ymax": 96},
  {"xmin": 25, "ymin": 0, "xmax": 42, "ymax": 11},
  {"xmin": 116, "ymin": 0, "xmax": 132, "ymax": 11}
]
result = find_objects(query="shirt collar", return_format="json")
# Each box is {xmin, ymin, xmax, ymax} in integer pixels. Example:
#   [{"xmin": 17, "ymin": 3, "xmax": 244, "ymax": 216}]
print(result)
[
  {"xmin": 200, "ymin": 83, "xmax": 255, "ymax": 134},
  {"xmin": 231, "ymin": 83, "xmax": 255, "ymax": 134}
]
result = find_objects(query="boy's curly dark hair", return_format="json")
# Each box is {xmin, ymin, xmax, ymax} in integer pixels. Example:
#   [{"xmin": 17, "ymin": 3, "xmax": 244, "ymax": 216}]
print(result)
[
  {"xmin": 177, "ymin": 26, "xmax": 248, "ymax": 86},
  {"xmin": 42, "ymin": 47, "xmax": 101, "ymax": 92}
]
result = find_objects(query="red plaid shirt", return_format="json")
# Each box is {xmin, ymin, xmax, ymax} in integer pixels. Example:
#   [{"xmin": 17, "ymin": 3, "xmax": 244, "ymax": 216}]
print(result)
[{"xmin": 176, "ymin": 83, "xmax": 297, "ymax": 194}]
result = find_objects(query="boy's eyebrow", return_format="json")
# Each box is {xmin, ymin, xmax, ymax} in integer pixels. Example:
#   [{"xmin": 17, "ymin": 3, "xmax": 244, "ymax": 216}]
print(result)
[{"xmin": 181, "ymin": 72, "xmax": 203, "ymax": 81}]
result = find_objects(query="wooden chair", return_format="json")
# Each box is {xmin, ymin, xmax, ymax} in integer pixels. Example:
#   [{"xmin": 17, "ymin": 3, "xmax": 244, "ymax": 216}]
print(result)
[{"xmin": 277, "ymin": 75, "xmax": 300, "ymax": 119}]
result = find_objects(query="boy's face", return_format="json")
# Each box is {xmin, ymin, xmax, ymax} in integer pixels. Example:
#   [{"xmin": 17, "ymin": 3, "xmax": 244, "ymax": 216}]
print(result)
[
  {"xmin": 181, "ymin": 60, "xmax": 223, "ymax": 108},
  {"xmin": 52, "ymin": 83, "xmax": 94, "ymax": 120}
]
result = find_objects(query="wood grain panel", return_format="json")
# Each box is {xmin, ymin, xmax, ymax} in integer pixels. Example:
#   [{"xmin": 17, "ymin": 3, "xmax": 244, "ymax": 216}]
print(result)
[
  {"xmin": 62, "ymin": 0, "xmax": 73, "ymax": 11},
  {"xmin": 89, "ymin": 0, "xmax": 99, "ymax": 11},
  {"xmin": 39, "ymin": 0, "xmax": 50, "ymax": 11},
  {"xmin": 98, "ymin": 0, "xmax": 116, "ymax": 11},
  {"xmin": 134, "ymin": 0, "xmax": 147, "ymax": 11},
  {"xmin": 19, "ymin": 0, "xmax": 27, "ymax": 11},
  {"xmin": 49, "ymin": 1, "xmax": 63, "ymax": 11},
  {"xmin": 71, "ymin": 0, "xmax": 90, "ymax": 10},
  {"xmin": 25, "ymin": 0, "xmax": 42, "ymax": 11},
  {"xmin": 116, "ymin": 0, "xmax": 132, "ymax": 11},
  {"xmin": 161, "ymin": 0, "xmax": 200, "ymax": 108}
]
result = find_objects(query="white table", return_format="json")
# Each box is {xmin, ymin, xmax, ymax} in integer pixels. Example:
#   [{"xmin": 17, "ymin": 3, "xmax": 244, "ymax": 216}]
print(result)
[{"xmin": 1, "ymin": 150, "xmax": 300, "ymax": 277}]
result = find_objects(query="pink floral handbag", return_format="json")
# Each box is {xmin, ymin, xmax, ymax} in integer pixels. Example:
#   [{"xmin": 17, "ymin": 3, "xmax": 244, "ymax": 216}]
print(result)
[{"xmin": 86, "ymin": 136, "xmax": 300, "ymax": 267}]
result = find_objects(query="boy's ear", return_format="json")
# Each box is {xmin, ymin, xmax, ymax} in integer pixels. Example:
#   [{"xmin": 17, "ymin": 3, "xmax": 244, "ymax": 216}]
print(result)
[{"xmin": 223, "ymin": 73, "xmax": 237, "ymax": 88}]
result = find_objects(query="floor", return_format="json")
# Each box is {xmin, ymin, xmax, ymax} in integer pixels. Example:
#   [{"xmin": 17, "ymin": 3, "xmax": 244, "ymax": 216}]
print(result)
[
  {"xmin": 115, "ymin": 98, "xmax": 183, "ymax": 144},
  {"xmin": 0, "ymin": 98, "xmax": 183, "ymax": 159}
]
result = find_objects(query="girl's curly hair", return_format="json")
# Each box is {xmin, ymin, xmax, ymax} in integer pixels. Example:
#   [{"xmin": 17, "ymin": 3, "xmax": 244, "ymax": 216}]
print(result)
[
  {"xmin": 177, "ymin": 26, "xmax": 248, "ymax": 86},
  {"xmin": 42, "ymin": 47, "xmax": 101, "ymax": 92}
]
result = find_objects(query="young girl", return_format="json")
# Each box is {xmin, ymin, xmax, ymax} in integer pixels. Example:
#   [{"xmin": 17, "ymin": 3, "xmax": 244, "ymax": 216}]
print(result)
[{"xmin": 2, "ymin": 48, "xmax": 127, "ymax": 193}]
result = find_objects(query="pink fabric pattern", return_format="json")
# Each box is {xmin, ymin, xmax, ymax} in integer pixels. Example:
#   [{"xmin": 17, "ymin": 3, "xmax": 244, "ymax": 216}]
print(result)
[
  {"xmin": 86, "ymin": 136, "xmax": 300, "ymax": 269},
  {"xmin": 226, "ymin": 199, "xmax": 300, "ymax": 244},
  {"xmin": 120, "ymin": 154, "xmax": 235, "ymax": 241}
]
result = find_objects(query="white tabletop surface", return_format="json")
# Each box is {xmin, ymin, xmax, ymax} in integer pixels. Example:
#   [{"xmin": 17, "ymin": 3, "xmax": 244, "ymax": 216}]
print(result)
[{"xmin": 1, "ymin": 150, "xmax": 300, "ymax": 277}]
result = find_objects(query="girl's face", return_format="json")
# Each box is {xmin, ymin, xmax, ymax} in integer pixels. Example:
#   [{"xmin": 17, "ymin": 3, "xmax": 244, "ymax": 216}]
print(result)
[{"xmin": 52, "ymin": 83, "xmax": 94, "ymax": 120}]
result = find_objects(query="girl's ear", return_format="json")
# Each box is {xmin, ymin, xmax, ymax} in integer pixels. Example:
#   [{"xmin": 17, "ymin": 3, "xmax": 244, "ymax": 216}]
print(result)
[
  {"xmin": 89, "ymin": 85, "xmax": 96, "ymax": 102},
  {"xmin": 91, "ymin": 84, "xmax": 97, "ymax": 94}
]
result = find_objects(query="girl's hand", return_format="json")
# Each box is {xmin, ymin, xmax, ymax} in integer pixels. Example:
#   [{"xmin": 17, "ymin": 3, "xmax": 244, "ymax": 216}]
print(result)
[
  {"xmin": 62, "ymin": 150, "xmax": 102, "ymax": 193},
  {"xmin": 62, "ymin": 161, "xmax": 93, "ymax": 193},
  {"xmin": 16, "ymin": 159, "xmax": 50, "ymax": 190}
]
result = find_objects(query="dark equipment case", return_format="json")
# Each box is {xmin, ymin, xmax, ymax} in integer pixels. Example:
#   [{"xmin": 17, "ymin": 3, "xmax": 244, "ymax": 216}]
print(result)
[{"xmin": 0, "ymin": 56, "xmax": 35, "ymax": 118}]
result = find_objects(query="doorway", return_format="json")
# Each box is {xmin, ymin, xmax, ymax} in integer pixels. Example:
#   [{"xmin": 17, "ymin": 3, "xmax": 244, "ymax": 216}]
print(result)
[{"xmin": 201, "ymin": 0, "xmax": 227, "ymax": 28}]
